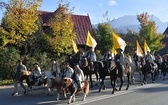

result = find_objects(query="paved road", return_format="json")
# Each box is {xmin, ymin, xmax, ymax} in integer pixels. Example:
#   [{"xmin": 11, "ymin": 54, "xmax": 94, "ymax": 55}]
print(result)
[{"xmin": 0, "ymin": 75, "xmax": 168, "ymax": 105}]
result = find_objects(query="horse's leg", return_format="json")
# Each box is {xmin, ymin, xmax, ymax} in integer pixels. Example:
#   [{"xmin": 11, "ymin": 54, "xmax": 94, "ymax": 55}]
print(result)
[
  {"xmin": 63, "ymin": 89, "xmax": 67, "ymax": 100},
  {"xmin": 89, "ymin": 74, "xmax": 93, "ymax": 88},
  {"xmin": 119, "ymin": 76, "xmax": 123, "ymax": 91},
  {"xmin": 56, "ymin": 92, "xmax": 60, "ymax": 101},
  {"xmin": 111, "ymin": 74, "xmax": 114, "ymax": 94},
  {"xmin": 126, "ymin": 73, "xmax": 130, "ymax": 90},
  {"xmin": 94, "ymin": 72, "xmax": 99, "ymax": 86},
  {"xmin": 68, "ymin": 90, "xmax": 77, "ymax": 104},
  {"xmin": 98, "ymin": 77, "xmax": 104, "ymax": 92},
  {"xmin": 82, "ymin": 93, "xmax": 86, "ymax": 101},
  {"xmin": 72, "ymin": 95, "xmax": 76, "ymax": 102}
]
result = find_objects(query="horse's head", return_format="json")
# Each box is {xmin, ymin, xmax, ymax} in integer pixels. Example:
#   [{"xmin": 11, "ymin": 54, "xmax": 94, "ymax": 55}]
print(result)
[
  {"xmin": 63, "ymin": 77, "xmax": 72, "ymax": 88},
  {"xmin": 81, "ymin": 56, "xmax": 88, "ymax": 67}
]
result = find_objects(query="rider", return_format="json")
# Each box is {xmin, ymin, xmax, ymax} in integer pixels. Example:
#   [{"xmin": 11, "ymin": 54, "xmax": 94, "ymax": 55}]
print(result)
[
  {"xmin": 115, "ymin": 48, "xmax": 125, "ymax": 77},
  {"xmin": 12, "ymin": 59, "xmax": 27, "ymax": 96},
  {"xmin": 62, "ymin": 62, "xmax": 74, "ymax": 78},
  {"xmin": 103, "ymin": 49, "xmax": 112, "ymax": 61},
  {"xmin": 133, "ymin": 49, "xmax": 139, "ymax": 68},
  {"xmin": 74, "ymin": 64, "xmax": 85, "ymax": 90},
  {"xmin": 145, "ymin": 51, "xmax": 155, "ymax": 69},
  {"xmin": 102, "ymin": 49, "xmax": 112, "ymax": 69},
  {"xmin": 75, "ymin": 48, "xmax": 85, "ymax": 65},
  {"xmin": 30, "ymin": 63, "xmax": 42, "ymax": 83},
  {"xmin": 85, "ymin": 47, "xmax": 97, "ymax": 70},
  {"xmin": 50, "ymin": 59, "xmax": 61, "ymax": 77}
]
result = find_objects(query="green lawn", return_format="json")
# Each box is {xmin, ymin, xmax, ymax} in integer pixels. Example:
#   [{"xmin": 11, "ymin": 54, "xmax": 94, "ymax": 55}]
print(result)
[{"xmin": 0, "ymin": 79, "xmax": 13, "ymax": 86}]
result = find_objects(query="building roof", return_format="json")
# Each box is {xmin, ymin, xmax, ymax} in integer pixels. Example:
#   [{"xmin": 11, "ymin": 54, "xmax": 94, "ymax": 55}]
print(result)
[
  {"xmin": 163, "ymin": 27, "xmax": 168, "ymax": 35},
  {"xmin": 39, "ymin": 7, "xmax": 93, "ymax": 45}
]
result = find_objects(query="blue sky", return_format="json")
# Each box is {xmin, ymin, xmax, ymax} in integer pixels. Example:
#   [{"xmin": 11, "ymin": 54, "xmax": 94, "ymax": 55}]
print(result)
[{"xmin": 1, "ymin": 0, "xmax": 168, "ymax": 24}]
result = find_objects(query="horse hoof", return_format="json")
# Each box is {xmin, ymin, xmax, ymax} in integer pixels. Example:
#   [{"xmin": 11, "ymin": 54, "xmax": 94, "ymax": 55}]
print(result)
[
  {"xmin": 152, "ymin": 81, "xmax": 155, "ymax": 83},
  {"xmin": 144, "ymin": 82, "xmax": 147, "ymax": 84},
  {"xmin": 126, "ymin": 87, "xmax": 129, "ymax": 90},
  {"xmin": 82, "ymin": 98, "xmax": 86, "ymax": 101},
  {"xmin": 141, "ymin": 83, "xmax": 144, "ymax": 85},
  {"xmin": 112, "ymin": 91, "xmax": 115, "ymax": 94}
]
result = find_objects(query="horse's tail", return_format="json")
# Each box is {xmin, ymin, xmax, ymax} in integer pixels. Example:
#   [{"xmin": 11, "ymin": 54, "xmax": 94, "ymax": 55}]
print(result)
[{"xmin": 84, "ymin": 79, "xmax": 89, "ymax": 95}]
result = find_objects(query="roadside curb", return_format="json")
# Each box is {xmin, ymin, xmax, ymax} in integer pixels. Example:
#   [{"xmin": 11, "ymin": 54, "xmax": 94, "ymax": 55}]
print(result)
[{"xmin": 0, "ymin": 85, "xmax": 14, "ymax": 89}]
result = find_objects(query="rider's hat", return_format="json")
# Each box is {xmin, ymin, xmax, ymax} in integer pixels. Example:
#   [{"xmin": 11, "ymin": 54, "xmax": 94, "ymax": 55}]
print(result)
[
  {"xmin": 17, "ymin": 59, "xmax": 22, "ymax": 62},
  {"xmin": 116, "ymin": 48, "xmax": 123, "ymax": 51}
]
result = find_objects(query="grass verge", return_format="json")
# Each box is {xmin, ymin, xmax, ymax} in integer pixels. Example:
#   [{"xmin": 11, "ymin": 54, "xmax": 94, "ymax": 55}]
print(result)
[{"xmin": 0, "ymin": 79, "xmax": 13, "ymax": 86}]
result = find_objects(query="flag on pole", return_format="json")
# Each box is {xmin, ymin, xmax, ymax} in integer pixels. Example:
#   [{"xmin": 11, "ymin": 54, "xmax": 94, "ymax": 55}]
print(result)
[
  {"xmin": 111, "ymin": 47, "xmax": 117, "ymax": 58},
  {"xmin": 144, "ymin": 40, "xmax": 150, "ymax": 55},
  {"xmin": 86, "ymin": 31, "xmax": 97, "ymax": 51},
  {"xmin": 112, "ymin": 32, "xmax": 127, "ymax": 52},
  {"xmin": 136, "ymin": 40, "xmax": 143, "ymax": 57},
  {"xmin": 111, "ymin": 47, "xmax": 117, "ymax": 55},
  {"xmin": 72, "ymin": 40, "xmax": 78, "ymax": 53}
]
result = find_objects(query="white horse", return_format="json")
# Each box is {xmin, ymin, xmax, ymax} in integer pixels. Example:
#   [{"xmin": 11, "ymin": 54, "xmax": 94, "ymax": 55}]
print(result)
[{"xmin": 130, "ymin": 59, "xmax": 143, "ymax": 83}]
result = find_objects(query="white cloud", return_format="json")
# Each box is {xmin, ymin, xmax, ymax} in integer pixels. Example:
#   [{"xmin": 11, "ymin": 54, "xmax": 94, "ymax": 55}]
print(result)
[{"xmin": 108, "ymin": 0, "xmax": 117, "ymax": 6}]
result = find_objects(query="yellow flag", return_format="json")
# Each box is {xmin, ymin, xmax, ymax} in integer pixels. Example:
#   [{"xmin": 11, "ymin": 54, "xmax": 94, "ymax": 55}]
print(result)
[
  {"xmin": 86, "ymin": 31, "xmax": 97, "ymax": 51},
  {"xmin": 113, "ymin": 32, "xmax": 127, "ymax": 51},
  {"xmin": 72, "ymin": 40, "xmax": 78, "ymax": 53},
  {"xmin": 144, "ymin": 40, "xmax": 150, "ymax": 55},
  {"xmin": 136, "ymin": 40, "xmax": 143, "ymax": 57},
  {"xmin": 112, "ymin": 47, "xmax": 117, "ymax": 55}
]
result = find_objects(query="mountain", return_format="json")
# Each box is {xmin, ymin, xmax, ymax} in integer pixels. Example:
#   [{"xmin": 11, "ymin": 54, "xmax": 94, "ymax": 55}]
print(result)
[{"xmin": 93, "ymin": 15, "xmax": 168, "ymax": 34}]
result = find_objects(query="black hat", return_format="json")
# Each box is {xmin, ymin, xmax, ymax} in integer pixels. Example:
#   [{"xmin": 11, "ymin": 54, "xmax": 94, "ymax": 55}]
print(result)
[
  {"xmin": 17, "ymin": 59, "xmax": 22, "ymax": 62},
  {"xmin": 64, "ymin": 62, "xmax": 69, "ymax": 65},
  {"xmin": 116, "ymin": 48, "xmax": 123, "ymax": 51},
  {"xmin": 34, "ymin": 62, "xmax": 38, "ymax": 65}
]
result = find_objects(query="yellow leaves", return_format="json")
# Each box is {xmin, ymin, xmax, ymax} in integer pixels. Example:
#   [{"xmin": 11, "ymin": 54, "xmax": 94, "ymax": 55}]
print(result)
[{"xmin": 1, "ymin": 0, "xmax": 41, "ymax": 47}]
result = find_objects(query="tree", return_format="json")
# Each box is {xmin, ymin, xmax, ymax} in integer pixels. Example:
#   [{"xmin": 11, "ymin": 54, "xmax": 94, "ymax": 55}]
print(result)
[
  {"xmin": 96, "ymin": 23, "xmax": 114, "ymax": 54},
  {"xmin": 137, "ymin": 12, "xmax": 164, "ymax": 52},
  {"xmin": 47, "ymin": 3, "xmax": 76, "ymax": 57},
  {"xmin": 0, "ymin": 0, "xmax": 41, "ymax": 48}
]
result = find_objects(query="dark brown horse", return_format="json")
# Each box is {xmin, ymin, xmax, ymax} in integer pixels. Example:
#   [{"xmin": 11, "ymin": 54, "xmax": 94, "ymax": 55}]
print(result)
[
  {"xmin": 94, "ymin": 60, "xmax": 131, "ymax": 94},
  {"xmin": 80, "ymin": 56, "xmax": 99, "ymax": 88}
]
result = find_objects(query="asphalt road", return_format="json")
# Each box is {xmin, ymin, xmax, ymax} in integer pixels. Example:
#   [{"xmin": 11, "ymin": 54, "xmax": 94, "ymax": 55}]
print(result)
[{"xmin": 0, "ymin": 75, "xmax": 168, "ymax": 105}]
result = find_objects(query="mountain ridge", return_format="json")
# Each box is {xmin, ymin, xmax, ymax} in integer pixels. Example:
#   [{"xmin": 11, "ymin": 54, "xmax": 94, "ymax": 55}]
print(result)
[{"xmin": 93, "ymin": 15, "xmax": 168, "ymax": 34}]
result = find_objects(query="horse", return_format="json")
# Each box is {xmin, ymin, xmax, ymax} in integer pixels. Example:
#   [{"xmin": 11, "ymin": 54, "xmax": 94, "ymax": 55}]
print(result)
[
  {"xmin": 21, "ymin": 70, "xmax": 53, "ymax": 95},
  {"xmin": 50, "ymin": 77, "xmax": 68, "ymax": 100},
  {"xmin": 130, "ymin": 59, "xmax": 143, "ymax": 83},
  {"xmin": 93, "ymin": 60, "xmax": 111, "ymax": 92},
  {"xmin": 62, "ymin": 77, "xmax": 89, "ymax": 104},
  {"xmin": 141, "ymin": 60, "xmax": 158, "ymax": 85},
  {"xmin": 111, "ymin": 60, "xmax": 131, "ymax": 94},
  {"xmin": 95, "ymin": 59, "xmax": 131, "ymax": 94},
  {"xmin": 80, "ymin": 56, "xmax": 99, "ymax": 88}
]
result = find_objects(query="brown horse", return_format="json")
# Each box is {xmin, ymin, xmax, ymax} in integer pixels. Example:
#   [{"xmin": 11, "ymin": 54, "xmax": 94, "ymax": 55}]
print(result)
[
  {"xmin": 62, "ymin": 77, "xmax": 89, "ymax": 104},
  {"xmin": 50, "ymin": 77, "xmax": 67, "ymax": 100}
]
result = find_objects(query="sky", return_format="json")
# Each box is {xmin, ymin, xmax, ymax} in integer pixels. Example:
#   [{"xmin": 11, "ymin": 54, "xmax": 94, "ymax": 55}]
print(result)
[{"xmin": 1, "ymin": 0, "xmax": 168, "ymax": 24}]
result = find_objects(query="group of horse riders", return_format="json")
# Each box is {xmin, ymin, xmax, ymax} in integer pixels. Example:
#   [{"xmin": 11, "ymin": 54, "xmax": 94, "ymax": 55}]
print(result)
[
  {"xmin": 11, "ymin": 58, "xmax": 86, "ymax": 96},
  {"xmin": 11, "ymin": 46, "xmax": 167, "ymax": 96}
]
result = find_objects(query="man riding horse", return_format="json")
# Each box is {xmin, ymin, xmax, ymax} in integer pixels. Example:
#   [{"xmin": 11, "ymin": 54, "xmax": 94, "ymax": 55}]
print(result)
[
  {"xmin": 102, "ymin": 49, "xmax": 112, "ymax": 71},
  {"xmin": 145, "ymin": 51, "xmax": 155, "ymax": 70},
  {"xmin": 85, "ymin": 47, "xmax": 97, "ymax": 71}
]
